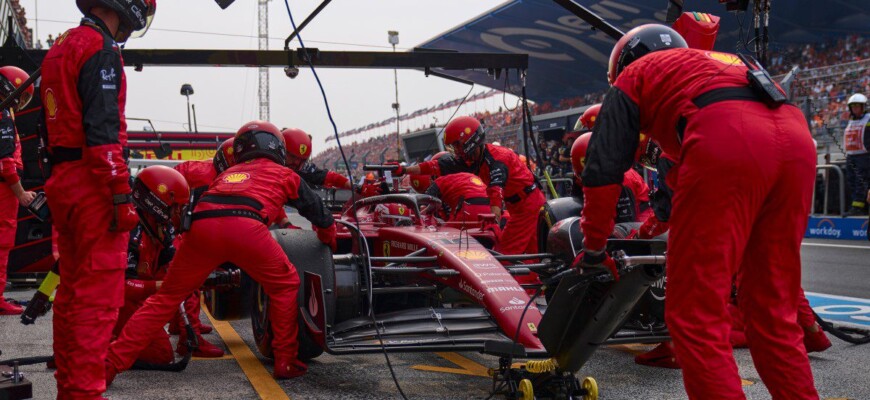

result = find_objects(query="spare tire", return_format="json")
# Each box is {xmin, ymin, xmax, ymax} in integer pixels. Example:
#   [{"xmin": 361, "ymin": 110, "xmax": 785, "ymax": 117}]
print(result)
[{"xmin": 250, "ymin": 229, "xmax": 336, "ymax": 361}]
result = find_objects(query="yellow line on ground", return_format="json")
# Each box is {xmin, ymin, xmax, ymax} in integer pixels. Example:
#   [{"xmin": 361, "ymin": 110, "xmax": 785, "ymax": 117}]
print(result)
[
  {"xmin": 191, "ymin": 355, "xmax": 236, "ymax": 361},
  {"xmin": 411, "ymin": 352, "xmax": 491, "ymax": 377},
  {"xmin": 204, "ymin": 309, "xmax": 290, "ymax": 400}
]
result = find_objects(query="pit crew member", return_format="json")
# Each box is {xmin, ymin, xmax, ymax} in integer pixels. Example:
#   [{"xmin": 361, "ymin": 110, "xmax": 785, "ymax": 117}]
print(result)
[
  {"xmin": 107, "ymin": 121, "xmax": 336, "ymax": 382},
  {"xmin": 40, "ymin": 0, "xmax": 156, "ymax": 397},
  {"xmin": 578, "ymin": 24, "xmax": 818, "ymax": 398},
  {"xmin": 120, "ymin": 166, "xmax": 224, "ymax": 363},
  {"xmin": 399, "ymin": 116, "xmax": 545, "ymax": 257},
  {"xmin": 0, "ymin": 66, "xmax": 36, "ymax": 315}
]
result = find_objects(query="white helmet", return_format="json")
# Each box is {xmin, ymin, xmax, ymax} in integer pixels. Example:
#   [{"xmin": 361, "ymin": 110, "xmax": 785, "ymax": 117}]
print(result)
[{"xmin": 847, "ymin": 93, "xmax": 867, "ymax": 105}]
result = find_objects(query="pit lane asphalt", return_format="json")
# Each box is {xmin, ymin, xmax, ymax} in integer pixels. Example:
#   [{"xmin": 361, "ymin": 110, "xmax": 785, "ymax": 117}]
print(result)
[{"xmin": 2, "ymin": 237, "xmax": 867, "ymax": 400}]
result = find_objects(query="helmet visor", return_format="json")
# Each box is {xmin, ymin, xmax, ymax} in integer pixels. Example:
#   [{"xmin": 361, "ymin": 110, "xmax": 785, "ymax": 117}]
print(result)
[{"xmin": 130, "ymin": 4, "xmax": 156, "ymax": 39}]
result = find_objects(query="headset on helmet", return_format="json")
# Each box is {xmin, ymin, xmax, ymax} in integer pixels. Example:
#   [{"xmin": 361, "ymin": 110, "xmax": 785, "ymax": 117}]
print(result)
[
  {"xmin": 233, "ymin": 121, "xmax": 286, "ymax": 166},
  {"xmin": 132, "ymin": 165, "xmax": 190, "ymax": 238},
  {"xmin": 443, "ymin": 116, "xmax": 485, "ymax": 165},
  {"xmin": 0, "ymin": 66, "xmax": 33, "ymax": 111},
  {"xmin": 577, "ymin": 104, "xmax": 601, "ymax": 131},
  {"xmin": 76, "ymin": 0, "xmax": 157, "ymax": 42},
  {"xmin": 281, "ymin": 128, "xmax": 312, "ymax": 171},
  {"xmin": 213, "ymin": 138, "xmax": 235, "ymax": 173},
  {"xmin": 608, "ymin": 24, "xmax": 688, "ymax": 85}
]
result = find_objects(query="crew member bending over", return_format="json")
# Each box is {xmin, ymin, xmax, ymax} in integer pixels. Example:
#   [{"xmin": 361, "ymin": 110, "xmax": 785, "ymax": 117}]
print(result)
[{"xmin": 107, "ymin": 121, "xmax": 336, "ymax": 383}]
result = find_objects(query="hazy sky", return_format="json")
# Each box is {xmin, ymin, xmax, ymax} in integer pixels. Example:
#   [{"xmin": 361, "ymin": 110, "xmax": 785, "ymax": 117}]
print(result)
[{"xmin": 22, "ymin": 0, "xmax": 514, "ymax": 156}]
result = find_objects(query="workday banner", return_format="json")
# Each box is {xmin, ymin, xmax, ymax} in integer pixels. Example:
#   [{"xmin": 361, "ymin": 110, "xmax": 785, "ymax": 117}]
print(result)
[{"xmin": 805, "ymin": 217, "xmax": 869, "ymax": 241}]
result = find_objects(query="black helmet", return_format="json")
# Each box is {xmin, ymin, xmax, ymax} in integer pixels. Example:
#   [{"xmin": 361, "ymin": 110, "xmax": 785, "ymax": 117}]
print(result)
[
  {"xmin": 233, "ymin": 121, "xmax": 286, "ymax": 166},
  {"xmin": 608, "ymin": 24, "xmax": 688, "ymax": 84},
  {"xmin": 77, "ymin": 0, "xmax": 157, "ymax": 41}
]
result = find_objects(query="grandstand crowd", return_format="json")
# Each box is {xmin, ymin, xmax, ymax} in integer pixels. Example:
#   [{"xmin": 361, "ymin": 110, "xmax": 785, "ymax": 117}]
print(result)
[{"xmin": 312, "ymin": 35, "xmax": 868, "ymax": 177}]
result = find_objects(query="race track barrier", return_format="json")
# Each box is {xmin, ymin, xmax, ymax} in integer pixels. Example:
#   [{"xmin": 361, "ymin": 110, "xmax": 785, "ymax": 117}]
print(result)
[{"xmin": 811, "ymin": 164, "xmax": 845, "ymax": 217}]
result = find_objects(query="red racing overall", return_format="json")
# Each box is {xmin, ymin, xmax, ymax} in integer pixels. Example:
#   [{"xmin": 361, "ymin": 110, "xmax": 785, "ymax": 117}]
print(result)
[
  {"xmin": 0, "ymin": 109, "xmax": 22, "ymax": 308},
  {"xmin": 581, "ymin": 48, "xmax": 818, "ymax": 399},
  {"xmin": 41, "ymin": 17, "xmax": 132, "ymax": 399},
  {"xmin": 108, "ymin": 158, "xmax": 335, "ymax": 373},
  {"xmin": 425, "ymin": 172, "xmax": 491, "ymax": 223},
  {"xmin": 115, "ymin": 227, "xmax": 176, "ymax": 365}
]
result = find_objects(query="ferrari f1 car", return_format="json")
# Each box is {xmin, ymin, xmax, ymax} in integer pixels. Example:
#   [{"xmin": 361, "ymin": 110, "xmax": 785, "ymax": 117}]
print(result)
[{"xmin": 205, "ymin": 166, "xmax": 670, "ymax": 399}]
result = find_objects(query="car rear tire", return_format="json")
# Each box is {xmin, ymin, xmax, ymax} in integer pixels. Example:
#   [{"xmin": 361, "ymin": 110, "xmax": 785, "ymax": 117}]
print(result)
[{"xmin": 251, "ymin": 229, "xmax": 336, "ymax": 361}]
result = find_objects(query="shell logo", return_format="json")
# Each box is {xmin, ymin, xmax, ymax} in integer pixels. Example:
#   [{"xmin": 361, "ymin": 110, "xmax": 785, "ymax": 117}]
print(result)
[
  {"xmin": 590, "ymin": 116, "xmax": 596, "ymax": 123},
  {"xmin": 470, "ymin": 177, "xmax": 484, "ymax": 186},
  {"xmin": 44, "ymin": 89, "xmax": 57, "ymax": 119},
  {"xmin": 157, "ymin": 184, "xmax": 168, "ymax": 194},
  {"xmin": 227, "ymin": 147, "xmax": 234, "ymax": 155},
  {"xmin": 706, "ymin": 51, "xmax": 744, "ymax": 67},
  {"xmin": 14, "ymin": 78, "xmax": 22, "ymax": 85},
  {"xmin": 457, "ymin": 249, "xmax": 489, "ymax": 260},
  {"xmin": 223, "ymin": 172, "xmax": 250, "ymax": 184}
]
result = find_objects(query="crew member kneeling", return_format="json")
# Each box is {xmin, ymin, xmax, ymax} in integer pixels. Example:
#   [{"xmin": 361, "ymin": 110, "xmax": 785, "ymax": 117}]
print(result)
[
  {"xmin": 578, "ymin": 25, "xmax": 818, "ymax": 399},
  {"xmin": 107, "ymin": 121, "xmax": 336, "ymax": 382}
]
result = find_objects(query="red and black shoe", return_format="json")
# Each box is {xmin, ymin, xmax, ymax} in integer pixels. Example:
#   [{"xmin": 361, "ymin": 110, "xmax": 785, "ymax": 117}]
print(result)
[
  {"xmin": 273, "ymin": 358, "xmax": 307, "ymax": 379},
  {"xmin": 634, "ymin": 342, "xmax": 680, "ymax": 369},
  {"xmin": 0, "ymin": 298, "xmax": 23, "ymax": 315},
  {"xmin": 803, "ymin": 324, "xmax": 832, "ymax": 353}
]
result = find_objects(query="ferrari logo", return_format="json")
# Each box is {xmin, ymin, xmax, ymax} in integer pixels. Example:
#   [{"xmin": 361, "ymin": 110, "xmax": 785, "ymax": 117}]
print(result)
[
  {"xmin": 470, "ymin": 177, "xmax": 484, "ymax": 186},
  {"xmin": 527, "ymin": 323, "xmax": 537, "ymax": 333},
  {"xmin": 457, "ymin": 250, "xmax": 489, "ymax": 260},
  {"xmin": 706, "ymin": 51, "xmax": 744, "ymax": 67},
  {"xmin": 44, "ymin": 89, "xmax": 57, "ymax": 119},
  {"xmin": 412, "ymin": 179, "xmax": 419, "ymax": 188},
  {"xmin": 398, "ymin": 206, "xmax": 406, "ymax": 215},
  {"xmin": 157, "ymin": 184, "xmax": 168, "ymax": 194},
  {"xmin": 223, "ymin": 172, "xmax": 250, "ymax": 184},
  {"xmin": 227, "ymin": 147, "xmax": 233, "ymax": 155},
  {"xmin": 299, "ymin": 144, "xmax": 308, "ymax": 155},
  {"xmin": 382, "ymin": 241, "xmax": 390, "ymax": 256}
]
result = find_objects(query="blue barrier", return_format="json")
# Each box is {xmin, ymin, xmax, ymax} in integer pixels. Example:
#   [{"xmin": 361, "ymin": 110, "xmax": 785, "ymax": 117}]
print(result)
[{"xmin": 805, "ymin": 216, "xmax": 869, "ymax": 241}]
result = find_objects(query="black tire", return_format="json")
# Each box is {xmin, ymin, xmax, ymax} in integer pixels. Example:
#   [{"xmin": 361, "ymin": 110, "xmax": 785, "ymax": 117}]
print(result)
[{"xmin": 250, "ymin": 229, "xmax": 336, "ymax": 361}]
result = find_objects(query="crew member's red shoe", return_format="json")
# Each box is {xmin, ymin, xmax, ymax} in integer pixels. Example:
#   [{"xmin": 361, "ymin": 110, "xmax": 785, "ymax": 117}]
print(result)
[
  {"xmin": 803, "ymin": 324, "xmax": 832, "ymax": 353},
  {"xmin": 199, "ymin": 324, "xmax": 214, "ymax": 334},
  {"xmin": 0, "ymin": 298, "xmax": 23, "ymax": 315},
  {"xmin": 273, "ymin": 358, "xmax": 307, "ymax": 379},
  {"xmin": 177, "ymin": 335, "xmax": 225, "ymax": 358},
  {"xmin": 634, "ymin": 342, "xmax": 680, "ymax": 369}
]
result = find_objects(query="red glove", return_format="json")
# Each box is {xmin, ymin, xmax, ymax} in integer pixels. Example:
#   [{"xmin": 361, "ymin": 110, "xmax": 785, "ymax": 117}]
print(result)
[
  {"xmin": 111, "ymin": 201, "xmax": 138, "ymax": 232},
  {"xmin": 314, "ymin": 223, "xmax": 337, "ymax": 252},
  {"xmin": 571, "ymin": 249, "xmax": 619, "ymax": 281},
  {"xmin": 638, "ymin": 214, "xmax": 669, "ymax": 239},
  {"xmin": 280, "ymin": 222, "xmax": 302, "ymax": 230}
]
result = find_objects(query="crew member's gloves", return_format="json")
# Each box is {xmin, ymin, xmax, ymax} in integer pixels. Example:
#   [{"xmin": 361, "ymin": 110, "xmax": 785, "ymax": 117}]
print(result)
[
  {"xmin": 571, "ymin": 249, "xmax": 619, "ymax": 281},
  {"xmin": 110, "ymin": 194, "xmax": 139, "ymax": 232},
  {"xmin": 280, "ymin": 221, "xmax": 302, "ymax": 230},
  {"xmin": 314, "ymin": 223, "xmax": 337, "ymax": 252},
  {"xmin": 386, "ymin": 162, "xmax": 405, "ymax": 176},
  {"xmin": 638, "ymin": 214, "xmax": 669, "ymax": 239}
]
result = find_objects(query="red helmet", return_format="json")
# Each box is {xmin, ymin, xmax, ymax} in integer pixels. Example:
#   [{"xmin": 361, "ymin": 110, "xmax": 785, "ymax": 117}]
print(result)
[
  {"xmin": 281, "ymin": 128, "xmax": 312, "ymax": 171},
  {"xmin": 409, "ymin": 174, "xmax": 432, "ymax": 193},
  {"xmin": 578, "ymin": 104, "xmax": 601, "ymax": 131},
  {"xmin": 443, "ymin": 116, "xmax": 485, "ymax": 164},
  {"xmin": 608, "ymin": 24, "xmax": 687, "ymax": 85},
  {"xmin": 636, "ymin": 133, "xmax": 662, "ymax": 171},
  {"xmin": 570, "ymin": 132, "xmax": 592, "ymax": 177},
  {"xmin": 77, "ymin": 0, "xmax": 156, "ymax": 42},
  {"xmin": 0, "ymin": 66, "xmax": 33, "ymax": 111},
  {"xmin": 234, "ymin": 121, "xmax": 286, "ymax": 166},
  {"xmin": 213, "ymin": 138, "xmax": 235, "ymax": 173},
  {"xmin": 132, "ymin": 165, "xmax": 190, "ymax": 237}
]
